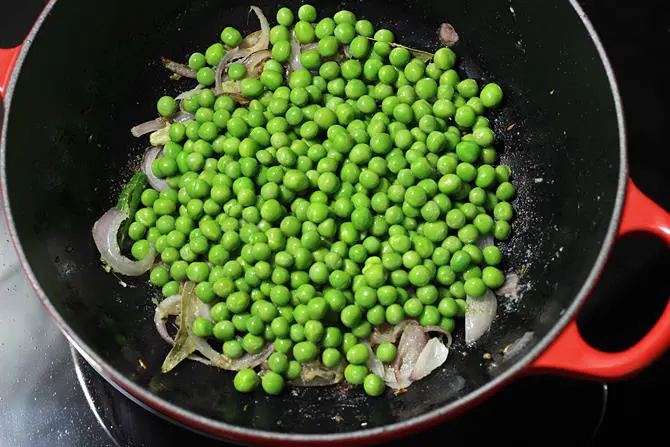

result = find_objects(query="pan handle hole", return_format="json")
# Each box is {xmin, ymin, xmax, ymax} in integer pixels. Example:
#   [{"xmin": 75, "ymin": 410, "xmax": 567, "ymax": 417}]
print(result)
[{"xmin": 576, "ymin": 232, "xmax": 669, "ymax": 352}]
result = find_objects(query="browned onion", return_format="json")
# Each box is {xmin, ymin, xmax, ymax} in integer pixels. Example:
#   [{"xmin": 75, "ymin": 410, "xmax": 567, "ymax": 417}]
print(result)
[
  {"xmin": 161, "ymin": 57, "xmax": 197, "ymax": 78},
  {"xmin": 243, "ymin": 49, "xmax": 272, "ymax": 78},
  {"xmin": 131, "ymin": 118, "xmax": 167, "ymax": 137},
  {"xmin": 439, "ymin": 23, "xmax": 459, "ymax": 47},
  {"xmin": 215, "ymin": 6, "xmax": 270, "ymax": 93},
  {"xmin": 289, "ymin": 361, "xmax": 344, "ymax": 387}
]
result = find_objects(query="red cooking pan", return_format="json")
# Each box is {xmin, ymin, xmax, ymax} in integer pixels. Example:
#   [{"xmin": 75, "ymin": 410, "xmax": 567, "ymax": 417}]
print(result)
[{"xmin": 1, "ymin": 0, "xmax": 669, "ymax": 444}]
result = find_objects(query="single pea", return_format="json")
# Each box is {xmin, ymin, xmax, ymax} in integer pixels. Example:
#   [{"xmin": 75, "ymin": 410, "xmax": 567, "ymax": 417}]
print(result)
[
  {"xmin": 341, "ymin": 304, "xmax": 362, "ymax": 328},
  {"xmin": 454, "ymin": 105, "xmax": 476, "ymax": 128},
  {"xmin": 434, "ymin": 47, "xmax": 456, "ymax": 70},
  {"xmin": 334, "ymin": 22, "xmax": 356, "ymax": 44},
  {"xmin": 260, "ymin": 371, "xmax": 285, "ymax": 395},
  {"xmin": 150, "ymin": 266, "xmax": 169, "ymax": 287},
  {"xmin": 385, "ymin": 303, "xmax": 405, "ymax": 324},
  {"xmin": 212, "ymin": 320, "xmax": 235, "ymax": 341},
  {"xmin": 482, "ymin": 266, "xmax": 506, "ymax": 288},
  {"xmin": 297, "ymin": 4, "xmax": 317, "ymax": 22},
  {"xmin": 318, "ymin": 36, "xmax": 340, "ymax": 57},
  {"xmin": 322, "ymin": 347, "xmax": 342, "ymax": 368},
  {"xmin": 157, "ymin": 96, "xmax": 177, "ymax": 118},
  {"xmin": 464, "ymin": 277, "xmax": 487, "ymax": 298},
  {"xmin": 294, "ymin": 20, "xmax": 316, "ymax": 44},
  {"xmin": 223, "ymin": 340, "xmax": 244, "ymax": 359},
  {"xmin": 293, "ymin": 341, "xmax": 318, "ymax": 363},
  {"xmin": 363, "ymin": 373, "xmax": 385, "ymax": 397},
  {"xmin": 482, "ymin": 246, "xmax": 502, "ymax": 266},
  {"xmin": 131, "ymin": 240, "xmax": 151, "ymax": 260},
  {"xmin": 480, "ymin": 82, "xmax": 504, "ymax": 108},
  {"xmin": 188, "ymin": 52, "xmax": 206, "ymax": 70},
  {"xmin": 196, "ymin": 67, "xmax": 215, "ymax": 86},
  {"xmin": 404, "ymin": 297, "xmax": 424, "ymax": 317},
  {"xmin": 450, "ymin": 250, "xmax": 471, "ymax": 273},
  {"xmin": 276, "ymin": 7, "xmax": 294, "ymax": 26},
  {"xmin": 376, "ymin": 342, "xmax": 397, "ymax": 362},
  {"xmin": 233, "ymin": 369, "xmax": 259, "ymax": 393},
  {"xmin": 355, "ymin": 19, "xmax": 374, "ymax": 36},
  {"xmin": 438, "ymin": 297, "xmax": 459, "ymax": 318},
  {"xmin": 419, "ymin": 305, "xmax": 441, "ymax": 326},
  {"xmin": 494, "ymin": 201, "xmax": 514, "ymax": 221},
  {"xmin": 161, "ymin": 281, "xmax": 180, "ymax": 297}
]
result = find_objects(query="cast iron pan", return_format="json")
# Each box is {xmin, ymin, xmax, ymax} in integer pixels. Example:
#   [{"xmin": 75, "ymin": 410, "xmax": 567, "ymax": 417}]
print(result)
[{"xmin": 1, "ymin": 0, "xmax": 669, "ymax": 444}]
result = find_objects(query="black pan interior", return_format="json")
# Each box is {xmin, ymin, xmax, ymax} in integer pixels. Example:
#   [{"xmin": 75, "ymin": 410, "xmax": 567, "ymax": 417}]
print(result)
[{"xmin": 3, "ymin": 0, "xmax": 621, "ymax": 435}]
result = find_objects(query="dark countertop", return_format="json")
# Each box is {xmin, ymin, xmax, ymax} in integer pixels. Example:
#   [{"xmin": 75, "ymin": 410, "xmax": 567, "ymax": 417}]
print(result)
[{"xmin": 1, "ymin": 0, "xmax": 668, "ymax": 446}]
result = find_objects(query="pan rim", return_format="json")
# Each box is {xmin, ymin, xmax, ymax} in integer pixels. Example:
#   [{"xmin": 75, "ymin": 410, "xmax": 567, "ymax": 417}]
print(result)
[{"xmin": 0, "ymin": 0, "xmax": 628, "ymax": 443}]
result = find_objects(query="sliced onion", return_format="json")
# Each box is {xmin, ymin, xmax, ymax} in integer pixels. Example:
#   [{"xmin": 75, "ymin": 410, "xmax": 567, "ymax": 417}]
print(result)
[
  {"xmin": 422, "ymin": 325, "xmax": 453, "ymax": 348},
  {"xmin": 439, "ymin": 23, "xmax": 460, "ymax": 47},
  {"xmin": 161, "ymin": 57, "xmax": 197, "ymax": 78},
  {"xmin": 215, "ymin": 50, "xmax": 246, "ymax": 93},
  {"xmin": 476, "ymin": 234, "xmax": 494, "ymax": 251},
  {"xmin": 215, "ymin": 6, "xmax": 270, "ymax": 93},
  {"xmin": 240, "ymin": 30, "xmax": 262, "ymax": 49},
  {"xmin": 465, "ymin": 290, "xmax": 497, "ymax": 346},
  {"xmin": 173, "ymin": 111, "xmax": 195, "ymax": 123},
  {"xmin": 217, "ymin": 80, "xmax": 249, "ymax": 105},
  {"xmin": 373, "ymin": 322, "xmax": 453, "ymax": 390},
  {"xmin": 176, "ymin": 84, "xmax": 204, "ymax": 100},
  {"xmin": 408, "ymin": 338, "xmax": 449, "ymax": 382},
  {"xmin": 194, "ymin": 300, "xmax": 211, "ymax": 320},
  {"xmin": 92, "ymin": 208, "xmax": 155, "ymax": 276},
  {"xmin": 391, "ymin": 322, "xmax": 428, "ymax": 389},
  {"xmin": 154, "ymin": 295, "xmax": 182, "ymax": 343},
  {"xmin": 366, "ymin": 344, "xmax": 385, "ymax": 377},
  {"xmin": 300, "ymin": 42, "xmax": 318, "ymax": 52},
  {"xmin": 247, "ymin": 6, "xmax": 270, "ymax": 52},
  {"xmin": 369, "ymin": 321, "xmax": 412, "ymax": 345},
  {"xmin": 243, "ymin": 49, "xmax": 272, "ymax": 78},
  {"xmin": 289, "ymin": 361, "xmax": 344, "ymax": 387},
  {"xmin": 131, "ymin": 118, "xmax": 167, "ymax": 137},
  {"xmin": 143, "ymin": 147, "xmax": 169, "ymax": 191},
  {"xmin": 496, "ymin": 273, "xmax": 520, "ymax": 297},
  {"xmin": 288, "ymin": 33, "xmax": 303, "ymax": 72},
  {"xmin": 193, "ymin": 336, "xmax": 273, "ymax": 371}
]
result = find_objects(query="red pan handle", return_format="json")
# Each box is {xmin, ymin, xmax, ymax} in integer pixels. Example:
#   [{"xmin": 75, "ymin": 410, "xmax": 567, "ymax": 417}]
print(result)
[
  {"xmin": 530, "ymin": 179, "xmax": 670, "ymax": 380},
  {"xmin": 0, "ymin": 45, "xmax": 22, "ymax": 99}
]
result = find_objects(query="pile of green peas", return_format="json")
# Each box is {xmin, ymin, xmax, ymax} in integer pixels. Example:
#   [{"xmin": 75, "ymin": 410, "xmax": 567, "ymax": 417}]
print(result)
[{"xmin": 132, "ymin": 4, "xmax": 514, "ymax": 397}]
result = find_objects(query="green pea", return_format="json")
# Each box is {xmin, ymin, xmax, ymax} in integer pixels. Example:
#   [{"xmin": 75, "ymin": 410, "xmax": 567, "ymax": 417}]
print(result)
[
  {"xmin": 322, "ymin": 347, "xmax": 342, "ymax": 368},
  {"xmin": 293, "ymin": 341, "xmax": 318, "ymax": 363},
  {"xmin": 233, "ymin": 369, "xmax": 259, "ymax": 393},
  {"xmin": 480, "ymin": 82, "xmax": 504, "ymax": 108},
  {"xmin": 344, "ymin": 364, "xmax": 368, "ymax": 385},
  {"xmin": 376, "ymin": 342, "xmax": 397, "ymax": 362},
  {"xmin": 261, "ymin": 371, "xmax": 285, "ymax": 395},
  {"xmin": 297, "ymin": 4, "xmax": 317, "ymax": 22}
]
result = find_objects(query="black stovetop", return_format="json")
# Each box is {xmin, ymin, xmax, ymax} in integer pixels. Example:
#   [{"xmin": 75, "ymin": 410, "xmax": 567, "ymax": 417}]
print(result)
[{"xmin": 0, "ymin": 1, "xmax": 668, "ymax": 446}]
